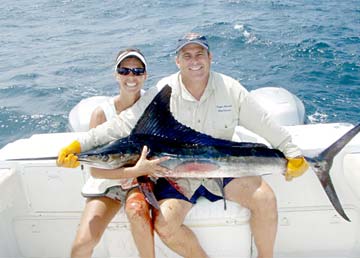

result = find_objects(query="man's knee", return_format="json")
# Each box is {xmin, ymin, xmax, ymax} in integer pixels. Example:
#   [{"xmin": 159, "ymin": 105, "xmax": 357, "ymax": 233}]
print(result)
[
  {"xmin": 153, "ymin": 198, "xmax": 193, "ymax": 242},
  {"xmin": 251, "ymin": 182, "xmax": 277, "ymax": 215},
  {"xmin": 153, "ymin": 207, "xmax": 182, "ymax": 242},
  {"xmin": 153, "ymin": 215, "xmax": 177, "ymax": 242}
]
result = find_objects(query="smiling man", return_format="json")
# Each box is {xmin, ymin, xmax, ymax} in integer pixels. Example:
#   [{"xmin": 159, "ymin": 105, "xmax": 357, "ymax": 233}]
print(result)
[{"xmin": 151, "ymin": 32, "xmax": 308, "ymax": 258}]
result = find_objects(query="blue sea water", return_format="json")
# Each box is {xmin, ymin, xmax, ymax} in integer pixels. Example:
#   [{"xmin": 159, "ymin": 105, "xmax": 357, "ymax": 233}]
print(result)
[{"xmin": 0, "ymin": 0, "xmax": 359, "ymax": 148}]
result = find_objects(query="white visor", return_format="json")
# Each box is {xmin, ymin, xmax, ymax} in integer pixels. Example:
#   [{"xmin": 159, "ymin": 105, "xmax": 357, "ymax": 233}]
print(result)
[{"xmin": 114, "ymin": 51, "xmax": 147, "ymax": 72}]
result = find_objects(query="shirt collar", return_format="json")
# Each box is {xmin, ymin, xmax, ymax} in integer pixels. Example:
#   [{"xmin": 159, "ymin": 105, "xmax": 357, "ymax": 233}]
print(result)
[{"xmin": 177, "ymin": 72, "xmax": 214, "ymax": 102}]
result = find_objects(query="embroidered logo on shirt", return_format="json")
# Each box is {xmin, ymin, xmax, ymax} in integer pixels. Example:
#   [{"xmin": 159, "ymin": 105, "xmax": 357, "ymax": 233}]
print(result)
[{"xmin": 216, "ymin": 104, "xmax": 232, "ymax": 112}]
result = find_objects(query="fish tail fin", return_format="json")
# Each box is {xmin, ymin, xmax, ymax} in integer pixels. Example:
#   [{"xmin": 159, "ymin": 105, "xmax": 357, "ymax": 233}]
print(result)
[
  {"xmin": 310, "ymin": 123, "xmax": 360, "ymax": 222},
  {"xmin": 137, "ymin": 176, "xmax": 160, "ymax": 210}
]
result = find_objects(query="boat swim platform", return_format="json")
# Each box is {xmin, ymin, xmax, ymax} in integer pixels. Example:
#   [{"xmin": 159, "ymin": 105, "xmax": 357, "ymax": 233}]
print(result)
[{"xmin": 0, "ymin": 123, "xmax": 360, "ymax": 258}]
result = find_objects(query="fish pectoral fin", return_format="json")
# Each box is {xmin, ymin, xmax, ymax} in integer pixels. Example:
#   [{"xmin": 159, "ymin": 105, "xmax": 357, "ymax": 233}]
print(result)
[
  {"xmin": 214, "ymin": 178, "xmax": 227, "ymax": 210},
  {"xmin": 137, "ymin": 176, "xmax": 160, "ymax": 210}
]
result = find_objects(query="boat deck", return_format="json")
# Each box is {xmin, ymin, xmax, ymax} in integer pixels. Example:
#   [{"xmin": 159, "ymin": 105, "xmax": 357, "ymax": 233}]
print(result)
[{"xmin": 1, "ymin": 123, "xmax": 360, "ymax": 257}]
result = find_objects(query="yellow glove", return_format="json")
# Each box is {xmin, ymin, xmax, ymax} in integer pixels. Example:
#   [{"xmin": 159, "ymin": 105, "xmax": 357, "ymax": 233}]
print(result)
[
  {"xmin": 285, "ymin": 156, "xmax": 309, "ymax": 181},
  {"xmin": 56, "ymin": 140, "xmax": 81, "ymax": 168}
]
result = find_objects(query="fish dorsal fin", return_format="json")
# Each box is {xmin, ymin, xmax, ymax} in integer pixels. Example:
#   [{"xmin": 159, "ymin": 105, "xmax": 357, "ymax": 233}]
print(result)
[
  {"xmin": 131, "ymin": 85, "xmax": 262, "ymax": 148},
  {"xmin": 131, "ymin": 85, "xmax": 215, "ymax": 145}
]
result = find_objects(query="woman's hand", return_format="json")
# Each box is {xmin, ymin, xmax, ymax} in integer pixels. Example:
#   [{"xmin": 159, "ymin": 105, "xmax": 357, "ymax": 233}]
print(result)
[
  {"xmin": 132, "ymin": 145, "xmax": 170, "ymax": 177},
  {"xmin": 56, "ymin": 140, "xmax": 81, "ymax": 168}
]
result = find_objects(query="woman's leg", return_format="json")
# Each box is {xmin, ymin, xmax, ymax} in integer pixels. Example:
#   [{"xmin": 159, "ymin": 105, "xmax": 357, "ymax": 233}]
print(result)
[
  {"xmin": 125, "ymin": 188, "xmax": 155, "ymax": 258},
  {"xmin": 71, "ymin": 196, "xmax": 121, "ymax": 258}
]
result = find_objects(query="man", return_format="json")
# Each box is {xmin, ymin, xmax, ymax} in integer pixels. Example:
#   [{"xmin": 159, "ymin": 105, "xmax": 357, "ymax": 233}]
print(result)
[{"xmin": 57, "ymin": 33, "xmax": 308, "ymax": 258}]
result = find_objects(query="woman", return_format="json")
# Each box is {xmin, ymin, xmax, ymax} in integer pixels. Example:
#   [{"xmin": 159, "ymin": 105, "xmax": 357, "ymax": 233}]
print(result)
[{"xmin": 71, "ymin": 48, "xmax": 166, "ymax": 258}]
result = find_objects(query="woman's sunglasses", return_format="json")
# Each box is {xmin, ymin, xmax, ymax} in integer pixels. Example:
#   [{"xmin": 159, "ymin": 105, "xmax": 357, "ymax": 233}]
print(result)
[{"xmin": 117, "ymin": 67, "xmax": 145, "ymax": 76}]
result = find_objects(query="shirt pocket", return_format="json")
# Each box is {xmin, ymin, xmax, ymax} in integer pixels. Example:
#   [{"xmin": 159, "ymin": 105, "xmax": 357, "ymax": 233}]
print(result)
[{"xmin": 205, "ymin": 114, "xmax": 237, "ymax": 140}]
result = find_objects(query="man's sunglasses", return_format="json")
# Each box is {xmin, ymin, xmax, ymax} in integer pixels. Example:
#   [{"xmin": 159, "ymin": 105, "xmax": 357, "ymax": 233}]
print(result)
[{"xmin": 116, "ymin": 67, "xmax": 146, "ymax": 76}]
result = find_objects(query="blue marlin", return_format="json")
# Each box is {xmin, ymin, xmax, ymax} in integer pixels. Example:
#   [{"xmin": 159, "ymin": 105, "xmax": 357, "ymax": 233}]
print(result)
[
  {"xmin": 76, "ymin": 85, "xmax": 359, "ymax": 221},
  {"xmin": 7, "ymin": 85, "xmax": 360, "ymax": 221}
]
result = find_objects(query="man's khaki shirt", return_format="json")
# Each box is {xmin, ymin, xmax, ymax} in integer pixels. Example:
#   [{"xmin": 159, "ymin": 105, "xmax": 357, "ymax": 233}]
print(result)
[{"xmin": 80, "ymin": 71, "xmax": 301, "ymax": 197}]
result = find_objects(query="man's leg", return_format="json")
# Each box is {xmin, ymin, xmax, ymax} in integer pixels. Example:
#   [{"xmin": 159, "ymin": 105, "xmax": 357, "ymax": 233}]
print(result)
[
  {"xmin": 224, "ymin": 176, "xmax": 278, "ymax": 258},
  {"xmin": 153, "ymin": 198, "xmax": 208, "ymax": 258}
]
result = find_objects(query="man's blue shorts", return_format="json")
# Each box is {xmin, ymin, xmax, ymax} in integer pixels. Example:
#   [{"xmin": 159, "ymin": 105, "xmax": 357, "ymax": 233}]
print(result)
[{"xmin": 154, "ymin": 178, "xmax": 234, "ymax": 204}]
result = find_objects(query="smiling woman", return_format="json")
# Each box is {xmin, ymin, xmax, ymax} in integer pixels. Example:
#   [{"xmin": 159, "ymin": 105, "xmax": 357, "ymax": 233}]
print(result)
[{"xmin": 69, "ymin": 48, "xmax": 160, "ymax": 258}]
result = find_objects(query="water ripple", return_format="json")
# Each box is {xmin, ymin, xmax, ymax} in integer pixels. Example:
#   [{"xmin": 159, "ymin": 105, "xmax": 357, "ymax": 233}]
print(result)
[{"xmin": 0, "ymin": 0, "xmax": 359, "ymax": 148}]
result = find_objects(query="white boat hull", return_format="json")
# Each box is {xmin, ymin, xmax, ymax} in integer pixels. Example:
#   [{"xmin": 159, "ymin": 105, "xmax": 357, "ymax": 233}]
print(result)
[{"xmin": 1, "ymin": 123, "xmax": 360, "ymax": 257}]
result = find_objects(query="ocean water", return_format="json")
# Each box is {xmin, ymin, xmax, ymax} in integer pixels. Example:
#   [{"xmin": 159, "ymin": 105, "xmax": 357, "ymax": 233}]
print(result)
[{"xmin": 0, "ymin": 0, "xmax": 359, "ymax": 148}]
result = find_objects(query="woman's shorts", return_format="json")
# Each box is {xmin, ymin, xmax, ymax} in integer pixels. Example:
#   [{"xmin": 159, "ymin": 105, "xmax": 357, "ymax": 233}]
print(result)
[{"xmin": 82, "ymin": 185, "xmax": 136, "ymax": 203}]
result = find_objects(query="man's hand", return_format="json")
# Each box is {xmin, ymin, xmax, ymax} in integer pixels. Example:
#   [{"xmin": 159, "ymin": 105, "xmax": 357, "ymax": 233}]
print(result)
[
  {"xmin": 56, "ymin": 140, "xmax": 81, "ymax": 168},
  {"xmin": 285, "ymin": 156, "xmax": 309, "ymax": 181}
]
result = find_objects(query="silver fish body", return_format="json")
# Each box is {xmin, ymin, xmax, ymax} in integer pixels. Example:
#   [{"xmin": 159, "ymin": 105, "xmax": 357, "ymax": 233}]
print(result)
[
  {"xmin": 77, "ymin": 86, "xmax": 360, "ymax": 221},
  {"xmin": 78, "ymin": 134, "xmax": 287, "ymax": 178}
]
